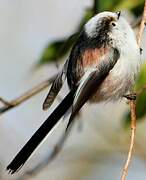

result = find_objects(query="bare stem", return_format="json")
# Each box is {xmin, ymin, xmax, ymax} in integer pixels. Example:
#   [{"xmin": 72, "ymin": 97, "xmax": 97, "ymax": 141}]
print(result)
[
  {"xmin": 0, "ymin": 97, "xmax": 12, "ymax": 106},
  {"xmin": 0, "ymin": 74, "xmax": 57, "ymax": 114},
  {"xmin": 121, "ymin": 1, "xmax": 146, "ymax": 180},
  {"xmin": 121, "ymin": 101, "xmax": 136, "ymax": 180},
  {"xmin": 137, "ymin": 1, "xmax": 146, "ymax": 47}
]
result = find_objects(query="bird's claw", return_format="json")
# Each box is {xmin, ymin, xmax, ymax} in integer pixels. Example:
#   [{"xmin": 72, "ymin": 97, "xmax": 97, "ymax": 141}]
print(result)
[{"xmin": 123, "ymin": 93, "xmax": 137, "ymax": 100}]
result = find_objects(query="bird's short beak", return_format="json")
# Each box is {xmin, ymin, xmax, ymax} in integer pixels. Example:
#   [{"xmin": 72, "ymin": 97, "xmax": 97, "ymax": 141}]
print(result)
[{"xmin": 116, "ymin": 11, "xmax": 121, "ymax": 20}]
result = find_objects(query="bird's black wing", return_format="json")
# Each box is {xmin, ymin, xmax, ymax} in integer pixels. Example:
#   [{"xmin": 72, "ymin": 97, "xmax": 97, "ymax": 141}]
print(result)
[{"xmin": 66, "ymin": 48, "xmax": 120, "ymax": 129}]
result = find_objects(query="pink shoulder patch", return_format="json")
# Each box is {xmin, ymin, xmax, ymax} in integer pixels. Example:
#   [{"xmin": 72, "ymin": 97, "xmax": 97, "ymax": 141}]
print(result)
[{"xmin": 82, "ymin": 48, "xmax": 109, "ymax": 68}]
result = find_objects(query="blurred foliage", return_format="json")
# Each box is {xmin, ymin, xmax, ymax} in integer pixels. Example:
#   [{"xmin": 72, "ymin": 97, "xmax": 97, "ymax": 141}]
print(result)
[
  {"xmin": 38, "ymin": 0, "xmax": 144, "ymax": 66},
  {"xmin": 38, "ymin": 33, "xmax": 78, "ymax": 65},
  {"xmin": 112, "ymin": 0, "xmax": 144, "ymax": 12},
  {"xmin": 124, "ymin": 62, "xmax": 146, "ymax": 128},
  {"xmin": 37, "ymin": 8, "xmax": 94, "ymax": 66}
]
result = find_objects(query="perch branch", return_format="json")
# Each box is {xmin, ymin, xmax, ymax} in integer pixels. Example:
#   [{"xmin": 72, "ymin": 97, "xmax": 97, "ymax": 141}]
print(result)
[
  {"xmin": 121, "ymin": 1, "xmax": 146, "ymax": 180},
  {"xmin": 0, "ymin": 74, "xmax": 57, "ymax": 115},
  {"xmin": 121, "ymin": 100, "xmax": 136, "ymax": 180}
]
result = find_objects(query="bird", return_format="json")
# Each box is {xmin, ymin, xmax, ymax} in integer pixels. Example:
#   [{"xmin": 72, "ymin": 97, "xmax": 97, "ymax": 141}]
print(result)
[{"xmin": 7, "ymin": 11, "xmax": 140, "ymax": 174}]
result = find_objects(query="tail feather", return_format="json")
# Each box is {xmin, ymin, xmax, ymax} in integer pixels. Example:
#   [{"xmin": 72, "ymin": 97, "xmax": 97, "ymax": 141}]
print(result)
[{"xmin": 7, "ymin": 88, "xmax": 76, "ymax": 174}]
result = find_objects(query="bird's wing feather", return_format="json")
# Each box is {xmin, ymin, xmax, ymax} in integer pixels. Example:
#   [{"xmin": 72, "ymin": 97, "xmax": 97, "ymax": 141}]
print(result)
[
  {"xmin": 66, "ymin": 47, "xmax": 120, "ymax": 129},
  {"xmin": 46, "ymin": 47, "xmax": 120, "ymax": 163},
  {"xmin": 43, "ymin": 60, "xmax": 68, "ymax": 110}
]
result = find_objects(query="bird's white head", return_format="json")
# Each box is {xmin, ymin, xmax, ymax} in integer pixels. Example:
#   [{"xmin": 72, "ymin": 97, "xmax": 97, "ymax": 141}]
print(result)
[{"xmin": 84, "ymin": 11, "xmax": 137, "ymax": 47}]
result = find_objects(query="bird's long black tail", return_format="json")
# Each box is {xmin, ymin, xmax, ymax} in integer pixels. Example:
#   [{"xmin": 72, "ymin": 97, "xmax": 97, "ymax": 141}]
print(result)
[{"xmin": 7, "ymin": 88, "xmax": 76, "ymax": 174}]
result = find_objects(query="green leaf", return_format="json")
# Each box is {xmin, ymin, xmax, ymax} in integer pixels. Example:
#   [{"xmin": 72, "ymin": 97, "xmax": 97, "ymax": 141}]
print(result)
[
  {"xmin": 39, "ymin": 40, "xmax": 64, "ymax": 64},
  {"xmin": 131, "ymin": 1, "xmax": 144, "ymax": 16},
  {"xmin": 113, "ymin": 0, "xmax": 144, "ymax": 12},
  {"xmin": 135, "ymin": 62, "xmax": 146, "ymax": 90},
  {"xmin": 136, "ymin": 92, "xmax": 146, "ymax": 118},
  {"xmin": 98, "ymin": 0, "xmax": 144, "ymax": 15},
  {"xmin": 37, "ymin": 33, "xmax": 78, "ymax": 66},
  {"xmin": 135, "ymin": 62, "xmax": 146, "ymax": 119},
  {"xmin": 37, "ymin": 7, "xmax": 95, "ymax": 66},
  {"xmin": 98, "ymin": 0, "xmax": 120, "ymax": 11}
]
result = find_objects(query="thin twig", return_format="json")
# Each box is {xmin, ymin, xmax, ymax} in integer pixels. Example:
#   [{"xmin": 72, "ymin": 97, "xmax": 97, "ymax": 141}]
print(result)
[
  {"xmin": 0, "ymin": 97, "xmax": 12, "ymax": 106},
  {"xmin": 0, "ymin": 74, "xmax": 57, "ymax": 115},
  {"xmin": 137, "ymin": 1, "xmax": 146, "ymax": 47},
  {"xmin": 121, "ymin": 101, "xmax": 136, "ymax": 180},
  {"xmin": 121, "ymin": 1, "xmax": 146, "ymax": 180}
]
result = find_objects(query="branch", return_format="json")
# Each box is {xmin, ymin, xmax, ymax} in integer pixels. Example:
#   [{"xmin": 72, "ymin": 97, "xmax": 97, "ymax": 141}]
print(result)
[
  {"xmin": 121, "ymin": 100, "xmax": 136, "ymax": 180},
  {"xmin": 137, "ymin": 1, "xmax": 146, "ymax": 47},
  {"xmin": 121, "ymin": 1, "xmax": 146, "ymax": 180},
  {"xmin": 0, "ymin": 74, "xmax": 57, "ymax": 115}
]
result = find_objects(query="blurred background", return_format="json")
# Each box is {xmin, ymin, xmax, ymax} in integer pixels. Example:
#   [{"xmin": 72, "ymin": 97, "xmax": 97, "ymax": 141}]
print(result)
[{"xmin": 0, "ymin": 0, "xmax": 146, "ymax": 179}]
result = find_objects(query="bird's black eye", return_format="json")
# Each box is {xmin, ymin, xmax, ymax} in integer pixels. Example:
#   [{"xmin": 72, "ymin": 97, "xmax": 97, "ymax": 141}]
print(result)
[{"xmin": 111, "ymin": 22, "xmax": 116, "ymax": 27}]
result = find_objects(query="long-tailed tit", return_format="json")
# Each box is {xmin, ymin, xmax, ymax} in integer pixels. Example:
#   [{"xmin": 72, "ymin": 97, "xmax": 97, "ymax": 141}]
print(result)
[{"xmin": 7, "ymin": 11, "xmax": 141, "ymax": 174}]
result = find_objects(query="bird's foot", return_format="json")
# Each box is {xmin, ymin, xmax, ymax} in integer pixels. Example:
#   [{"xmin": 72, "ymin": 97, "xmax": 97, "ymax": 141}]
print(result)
[{"xmin": 123, "ymin": 93, "xmax": 137, "ymax": 100}]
